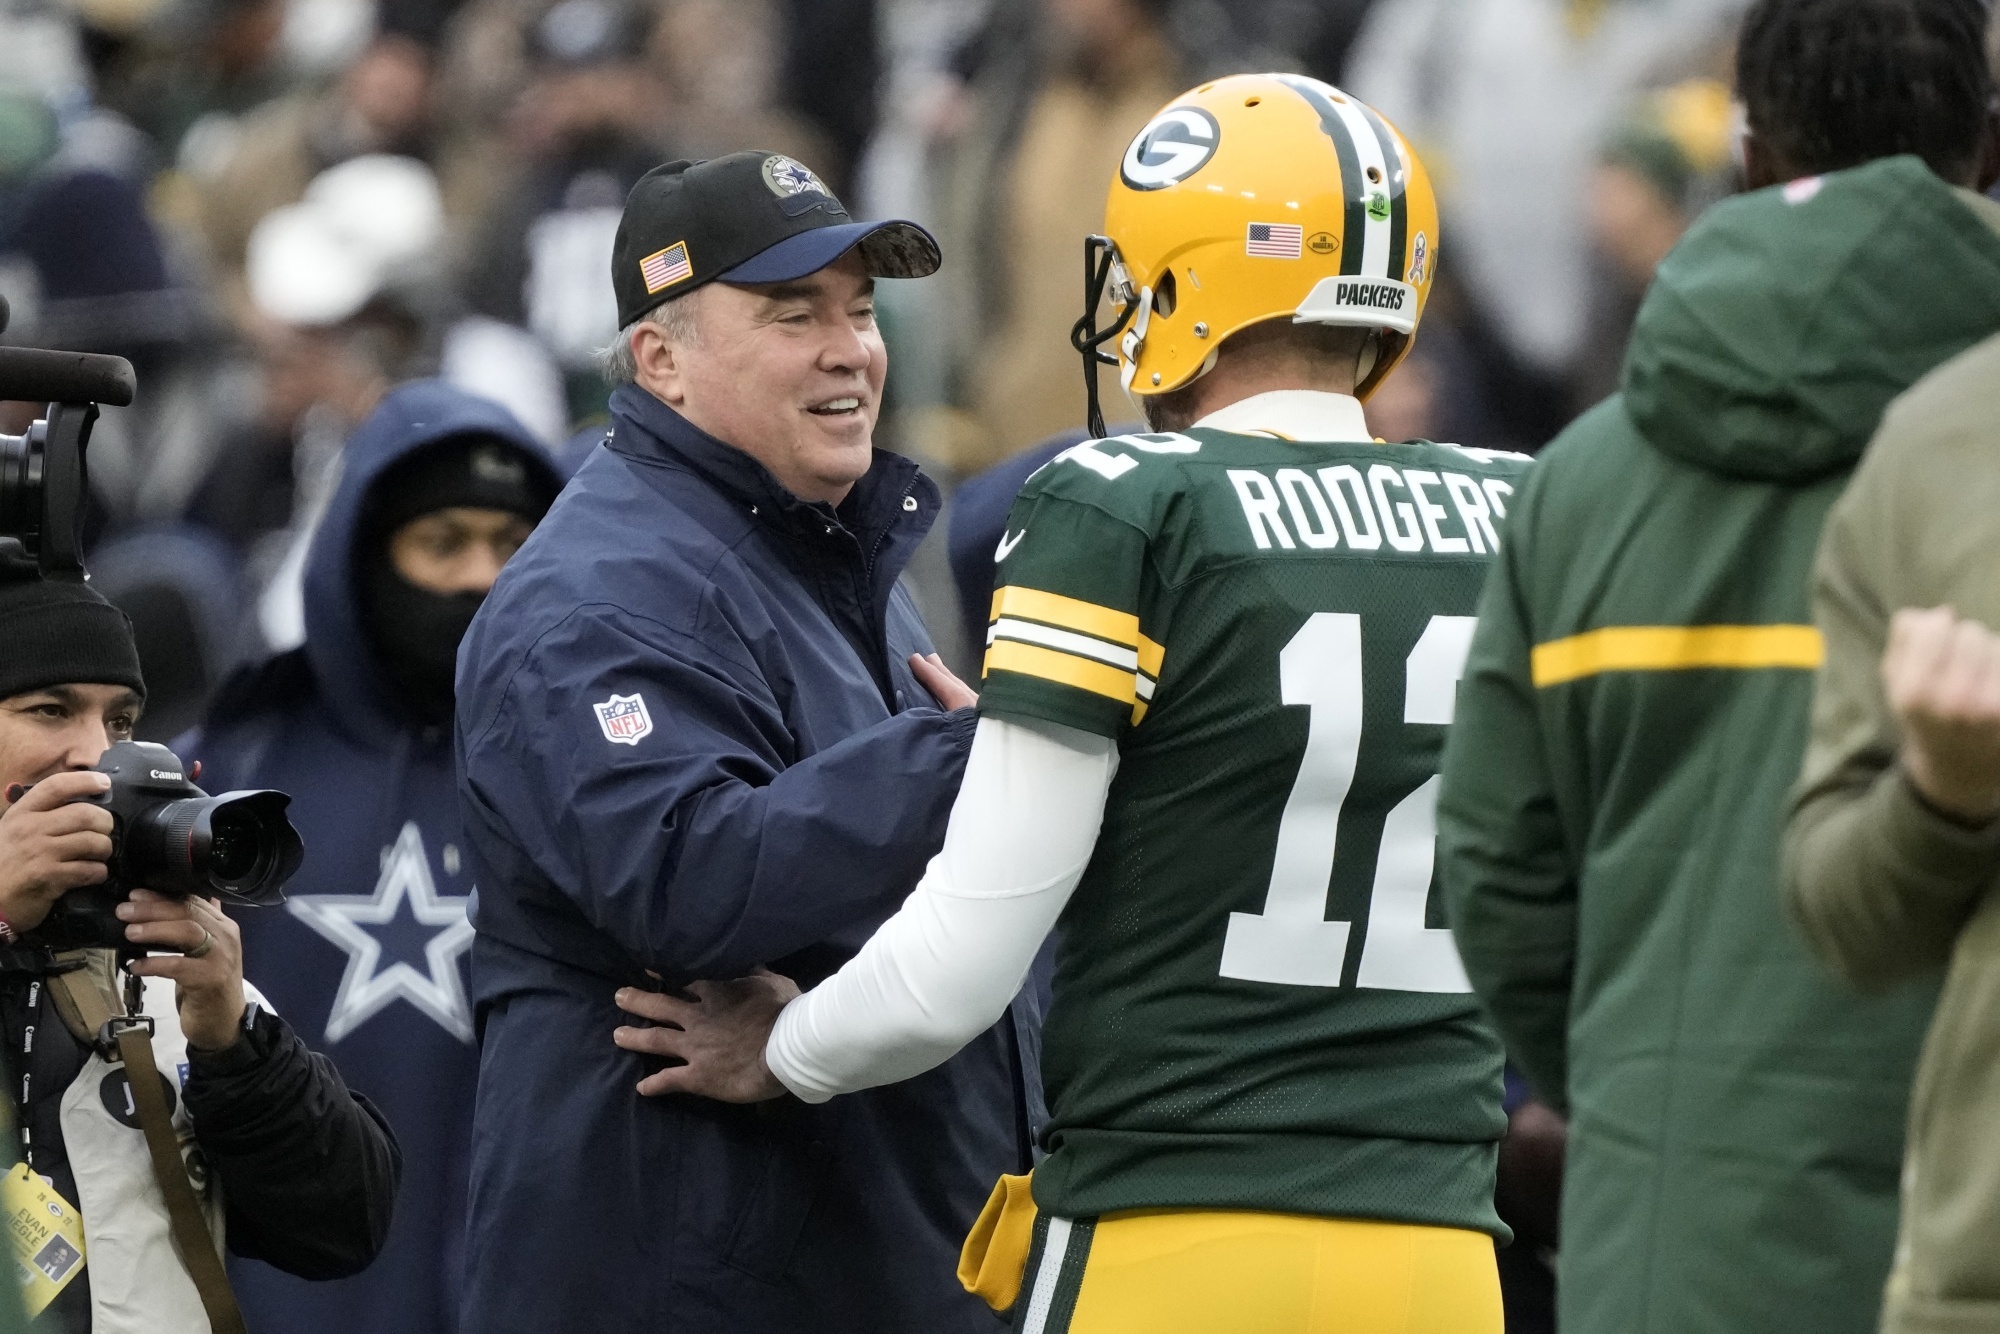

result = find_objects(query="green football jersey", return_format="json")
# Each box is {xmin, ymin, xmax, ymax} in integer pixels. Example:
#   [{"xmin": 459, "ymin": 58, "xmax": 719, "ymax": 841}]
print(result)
[{"xmin": 979, "ymin": 426, "xmax": 1531, "ymax": 1236}]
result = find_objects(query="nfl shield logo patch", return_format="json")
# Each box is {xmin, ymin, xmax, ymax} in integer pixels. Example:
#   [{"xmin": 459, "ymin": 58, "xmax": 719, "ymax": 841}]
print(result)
[{"xmin": 594, "ymin": 693, "xmax": 653, "ymax": 745}]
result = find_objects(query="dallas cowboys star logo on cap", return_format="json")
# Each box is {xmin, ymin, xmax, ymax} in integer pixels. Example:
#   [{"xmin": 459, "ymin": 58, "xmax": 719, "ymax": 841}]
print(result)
[{"xmin": 287, "ymin": 821, "xmax": 476, "ymax": 1044}]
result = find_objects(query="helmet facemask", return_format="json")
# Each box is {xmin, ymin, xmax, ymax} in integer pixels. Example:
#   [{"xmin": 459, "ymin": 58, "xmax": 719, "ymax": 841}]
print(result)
[{"xmin": 1071, "ymin": 234, "xmax": 1141, "ymax": 440}]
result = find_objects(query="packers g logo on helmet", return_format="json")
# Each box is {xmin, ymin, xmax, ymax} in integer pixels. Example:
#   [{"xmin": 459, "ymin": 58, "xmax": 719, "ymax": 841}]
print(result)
[
  {"xmin": 1120, "ymin": 108, "xmax": 1221, "ymax": 191},
  {"xmin": 1072, "ymin": 73, "xmax": 1440, "ymax": 431}
]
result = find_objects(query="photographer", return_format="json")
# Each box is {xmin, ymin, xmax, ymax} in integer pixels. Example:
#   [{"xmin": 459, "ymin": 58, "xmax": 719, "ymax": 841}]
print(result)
[{"xmin": 0, "ymin": 554, "xmax": 400, "ymax": 1334}]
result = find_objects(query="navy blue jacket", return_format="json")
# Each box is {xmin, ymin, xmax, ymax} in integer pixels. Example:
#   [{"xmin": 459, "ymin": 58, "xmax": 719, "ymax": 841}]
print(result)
[
  {"xmin": 181, "ymin": 381, "xmax": 562, "ymax": 1334},
  {"xmin": 945, "ymin": 433, "xmax": 1080, "ymax": 637},
  {"xmin": 454, "ymin": 386, "xmax": 1037, "ymax": 1333}
]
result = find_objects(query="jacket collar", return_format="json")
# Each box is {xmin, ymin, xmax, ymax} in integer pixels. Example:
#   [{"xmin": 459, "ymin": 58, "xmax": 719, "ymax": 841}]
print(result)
[{"xmin": 1192, "ymin": 390, "xmax": 1373, "ymax": 443}]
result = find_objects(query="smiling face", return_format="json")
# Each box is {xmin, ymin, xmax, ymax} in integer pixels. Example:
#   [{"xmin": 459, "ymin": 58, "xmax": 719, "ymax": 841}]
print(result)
[{"xmin": 631, "ymin": 250, "xmax": 886, "ymax": 506}]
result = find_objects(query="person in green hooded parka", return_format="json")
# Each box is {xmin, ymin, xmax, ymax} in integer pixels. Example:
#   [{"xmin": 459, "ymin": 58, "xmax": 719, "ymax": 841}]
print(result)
[{"xmin": 1436, "ymin": 0, "xmax": 2000, "ymax": 1329}]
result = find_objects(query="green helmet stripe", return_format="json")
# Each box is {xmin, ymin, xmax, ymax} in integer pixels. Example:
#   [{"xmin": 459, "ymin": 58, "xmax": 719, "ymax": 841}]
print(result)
[
  {"xmin": 1276, "ymin": 75, "xmax": 1369, "ymax": 277},
  {"xmin": 1356, "ymin": 102, "xmax": 1410, "ymax": 283}
]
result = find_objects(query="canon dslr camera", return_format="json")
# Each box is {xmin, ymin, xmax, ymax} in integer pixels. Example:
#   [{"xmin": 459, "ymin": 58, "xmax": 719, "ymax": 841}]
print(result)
[{"xmin": 33, "ymin": 742, "xmax": 304, "ymax": 953}]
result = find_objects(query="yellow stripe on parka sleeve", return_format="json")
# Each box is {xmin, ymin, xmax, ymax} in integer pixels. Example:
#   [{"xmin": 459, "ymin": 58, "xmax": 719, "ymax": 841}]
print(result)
[{"xmin": 1531, "ymin": 624, "xmax": 1824, "ymax": 687}]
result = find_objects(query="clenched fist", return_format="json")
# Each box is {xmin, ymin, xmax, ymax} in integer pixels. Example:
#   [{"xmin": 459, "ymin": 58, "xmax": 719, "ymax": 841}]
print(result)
[{"xmin": 1883, "ymin": 607, "xmax": 2000, "ymax": 824}]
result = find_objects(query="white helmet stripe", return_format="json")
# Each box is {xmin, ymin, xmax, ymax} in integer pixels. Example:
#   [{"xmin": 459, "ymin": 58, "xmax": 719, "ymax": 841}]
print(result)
[{"xmin": 1326, "ymin": 95, "xmax": 1393, "ymax": 280}]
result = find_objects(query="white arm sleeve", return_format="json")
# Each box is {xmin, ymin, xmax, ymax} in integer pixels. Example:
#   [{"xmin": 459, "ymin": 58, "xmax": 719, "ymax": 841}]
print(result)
[{"xmin": 764, "ymin": 714, "xmax": 1118, "ymax": 1103}]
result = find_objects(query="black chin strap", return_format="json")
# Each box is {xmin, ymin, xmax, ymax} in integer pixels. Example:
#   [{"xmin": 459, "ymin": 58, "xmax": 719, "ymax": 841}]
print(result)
[{"xmin": 1069, "ymin": 234, "xmax": 1138, "ymax": 441}]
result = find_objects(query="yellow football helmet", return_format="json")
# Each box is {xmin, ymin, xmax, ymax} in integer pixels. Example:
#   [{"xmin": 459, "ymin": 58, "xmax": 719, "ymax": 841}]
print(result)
[{"xmin": 1074, "ymin": 73, "xmax": 1440, "ymax": 432}]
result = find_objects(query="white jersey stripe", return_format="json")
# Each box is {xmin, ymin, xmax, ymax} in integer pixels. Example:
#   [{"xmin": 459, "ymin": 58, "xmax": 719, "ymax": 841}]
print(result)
[{"xmin": 989, "ymin": 618, "xmax": 1141, "ymax": 672}]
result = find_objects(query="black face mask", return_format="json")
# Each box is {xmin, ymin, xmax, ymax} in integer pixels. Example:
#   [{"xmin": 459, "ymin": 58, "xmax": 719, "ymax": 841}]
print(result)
[{"xmin": 361, "ymin": 558, "xmax": 485, "ymax": 727}]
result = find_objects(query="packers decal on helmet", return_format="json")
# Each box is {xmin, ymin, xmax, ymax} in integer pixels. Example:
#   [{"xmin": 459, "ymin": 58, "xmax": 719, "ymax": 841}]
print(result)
[{"xmin": 1074, "ymin": 72, "xmax": 1441, "ymax": 429}]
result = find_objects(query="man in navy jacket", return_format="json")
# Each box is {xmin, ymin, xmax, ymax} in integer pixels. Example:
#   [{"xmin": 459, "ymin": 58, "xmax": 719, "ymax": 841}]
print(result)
[
  {"xmin": 453, "ymin": 153, "xmax": 1040, "ymax": 1331},
  {"xmin": 182, "ymin": 380, "xmax": 563, "ymax": 1334}
]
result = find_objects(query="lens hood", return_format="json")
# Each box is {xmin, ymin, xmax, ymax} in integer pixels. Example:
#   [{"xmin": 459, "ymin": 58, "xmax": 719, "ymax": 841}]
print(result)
[{"xmin": 193, "ymin": 790, "xmax": 305, "ymax": 905}]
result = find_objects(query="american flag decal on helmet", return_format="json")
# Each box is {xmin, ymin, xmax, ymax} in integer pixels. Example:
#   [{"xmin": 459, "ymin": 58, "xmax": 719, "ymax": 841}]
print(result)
[
  {"xmin": 640, "ymin": 242, "xmax": 693, "ymax": 294},
  {"xmin": 1246, "ymin": 223, "xmax": 1303, "ymax": 259}
]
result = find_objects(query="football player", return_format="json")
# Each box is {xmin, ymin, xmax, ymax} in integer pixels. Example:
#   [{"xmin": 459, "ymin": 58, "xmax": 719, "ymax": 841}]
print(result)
[{"xmin": 616, "ymin": 73, "xmax": 1527, "ymax": 1334}]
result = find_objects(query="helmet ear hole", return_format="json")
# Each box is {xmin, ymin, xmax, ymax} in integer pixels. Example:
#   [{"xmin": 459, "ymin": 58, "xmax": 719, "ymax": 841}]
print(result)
[{"xmin": 1153, "ymin": 268, "xmax": 1178, "ymax": 318}]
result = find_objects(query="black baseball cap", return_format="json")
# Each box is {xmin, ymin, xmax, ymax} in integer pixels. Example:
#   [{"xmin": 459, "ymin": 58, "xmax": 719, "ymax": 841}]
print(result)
[{"xmin": 610, "ymin": 151, "xmax": 941, "ymax": 328}]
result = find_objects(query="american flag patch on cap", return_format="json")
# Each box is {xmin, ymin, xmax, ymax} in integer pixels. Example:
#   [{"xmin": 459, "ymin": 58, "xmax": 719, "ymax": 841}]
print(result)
[
  {"xmin": 1246, "ymin": 223, "xmax": 1304, "ymax": 259},
  {"xmin": 640, "ymin": 242, "xmax": 693, "ymax": 293}
]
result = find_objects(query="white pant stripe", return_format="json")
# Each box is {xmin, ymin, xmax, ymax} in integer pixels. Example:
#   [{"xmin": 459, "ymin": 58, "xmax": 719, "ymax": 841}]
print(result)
[{"xmin": 1020, "ymin": 1216, "xmax": 1074, "ymax": 1334}]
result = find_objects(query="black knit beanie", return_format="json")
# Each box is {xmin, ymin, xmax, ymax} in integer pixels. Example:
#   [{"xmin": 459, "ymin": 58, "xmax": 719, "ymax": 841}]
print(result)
[
  {"xmin": 0, "ymin": 550, "xmax": 146, "ymax": 702},
  {"xmin": 363, "ymin": 434, "xmax": 558, "ymax": 542},
  {"xmin": 355, "ymin": 434, "xmax": 557, "ymax": 725}
]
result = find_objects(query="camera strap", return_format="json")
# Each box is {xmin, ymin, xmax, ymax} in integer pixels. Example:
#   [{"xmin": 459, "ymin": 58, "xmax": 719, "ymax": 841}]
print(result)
[{"xmin": 46, "ymin": 956, "xmax": 247, "ymax": 1334}]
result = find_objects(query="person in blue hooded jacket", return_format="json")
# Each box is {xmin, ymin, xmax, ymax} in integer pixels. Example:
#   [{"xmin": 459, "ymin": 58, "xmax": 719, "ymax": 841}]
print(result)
[
  {"xmin": 453, "ymin": 153, "xmax": 1042, "ymax": 1332},
  {"xmin": 179, "ymin": 379, "xmax": 563, "ymax": 1334}
]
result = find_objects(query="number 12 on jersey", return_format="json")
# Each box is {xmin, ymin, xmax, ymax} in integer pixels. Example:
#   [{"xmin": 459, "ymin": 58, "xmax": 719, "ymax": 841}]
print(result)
[{"xmin": 1219, "ymin": 612, "xmax": 1476, "ymax": 993}]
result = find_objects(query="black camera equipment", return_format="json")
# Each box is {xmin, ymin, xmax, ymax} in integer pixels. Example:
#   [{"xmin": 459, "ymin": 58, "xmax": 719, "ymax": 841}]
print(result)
[
  {"xmin": 0, "ymin": 291, "xmax": 137, "ymax": 581},
  {"xmin": 34, "ymin": 741, "xmax": 304, "ymax": 954}
]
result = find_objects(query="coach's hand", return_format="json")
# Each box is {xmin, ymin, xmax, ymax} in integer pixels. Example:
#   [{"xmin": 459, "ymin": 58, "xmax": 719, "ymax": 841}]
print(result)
[
  {"xmin": 910, "ymin": 652, "xmax": 977, "ymax": 711},
  {"xmin": 614, "ymin": 968, "xmax": 801, "ymax": 1102},
  {"xmin": 1885, "ymin": 606, "xmax": 2000, "ymax": 824}
]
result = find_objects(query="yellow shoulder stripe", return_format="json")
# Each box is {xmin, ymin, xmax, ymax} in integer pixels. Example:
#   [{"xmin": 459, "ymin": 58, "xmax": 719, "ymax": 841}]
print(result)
[
  {"xmin": 991, "ymin": 586, "xmax": 1138, "ymax": 648},
  {"xmin": 1137, "ymin": 635, "xmax": 1165, "ymax": 677},
  {"xmin": 985, "ymin": 640, "xmax": 1136, "ymax": 705},
  {"xmin": 1531, "ymin": 624, "xmax": 1823, "ymax": 687}
]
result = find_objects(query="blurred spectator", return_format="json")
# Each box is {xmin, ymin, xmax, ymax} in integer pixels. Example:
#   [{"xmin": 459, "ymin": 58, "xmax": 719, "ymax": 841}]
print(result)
[
  {"xmin": 0, "ymin": 133, "xmax": 189, "ymax": 361},
  {"xmin": 0, "ymin": 141, "xmax": 195, "ymax": 534},
  {"xmin": 88, "ymin": 525, "xmax": 255, "ymax": 742},
  {"xmin": 458, "ymin": 0, "xmax": 670, "ymax": 414},
  {"xmin": 651, "ymin": 0, "xmax": 835, "ymax": 175},
  {"xmin": 1786, "ymin": 331, "xmax": 2000, "ymax": 1334},
  {"xmin": 926, "ymin": 0, "xmax": 1180, "ymax": 471},
  {"xmin": 774, "ymin": 0, "xmax": 878, "ymax": 192},
  {"xmin": 185, "ymin": 153, "xmax": 562, "ymax": 649},
  {"xmin": 188, "ymin": 155, "xmax": 446, "ymax": 631},
  {"xmin": 83, "ymin": 0, "xmax": 291, "ymax": 170},
  {"xmin": 461, "ymin": 0, "xmax": 833, "ymax": 424},
  {"xmin": 1572, "ymin": 76, "xmax": 1736, "ymax": 404},
  {"xmin": 196, "ymin": 26, "xmax": 443, "ymax": 327},
  {"xmin": 1347, "ymin": 0, "xmax": 1741, "ymax": 434},
  {"xmin": 180, "ymin": 381, "xmax": 561, "ymax": 1334},
  {"xmin": 0, "ymin": 8, "xmax": 224, "ymax": 555}
]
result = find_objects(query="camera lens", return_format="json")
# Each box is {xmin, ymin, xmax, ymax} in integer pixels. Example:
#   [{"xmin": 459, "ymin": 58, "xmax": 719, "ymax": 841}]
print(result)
[
  {"xmin": 124, "ymin": 792, "xmax": 304, "ymax": 904},
  {"xmin": 205, "ymin": 810, "xmax": 259, "ymax": 882}
]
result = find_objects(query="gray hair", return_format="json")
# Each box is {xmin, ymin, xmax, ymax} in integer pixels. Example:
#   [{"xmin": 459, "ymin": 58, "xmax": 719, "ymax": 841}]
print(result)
[{"xmin": 596, "ymin": 288, "xmax": 703, "ymax": 387}]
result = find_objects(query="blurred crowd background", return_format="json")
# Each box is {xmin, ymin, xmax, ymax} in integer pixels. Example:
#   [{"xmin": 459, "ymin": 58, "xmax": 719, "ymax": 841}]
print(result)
[{"xmin": 0, "ymin": 0, "xmax": 1779, "ymax": 732}]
